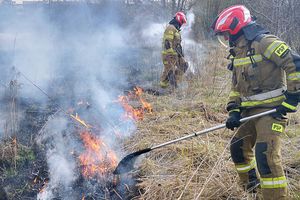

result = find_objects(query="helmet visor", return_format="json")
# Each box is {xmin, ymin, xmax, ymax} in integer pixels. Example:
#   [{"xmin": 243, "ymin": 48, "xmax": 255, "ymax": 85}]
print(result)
[{"xmin": 216, "ymin": 32, "xmax": 230, "ymax": 48}]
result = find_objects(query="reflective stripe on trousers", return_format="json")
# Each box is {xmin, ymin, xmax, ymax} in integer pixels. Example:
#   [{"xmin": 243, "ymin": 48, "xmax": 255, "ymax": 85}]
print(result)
[
  {"xmin": 235, "ymin": 159, "xmax": 256, "ymax": 173},
  {"xmin": 261, "ymin": 176, "xmax": 287, "ymax": 189}
]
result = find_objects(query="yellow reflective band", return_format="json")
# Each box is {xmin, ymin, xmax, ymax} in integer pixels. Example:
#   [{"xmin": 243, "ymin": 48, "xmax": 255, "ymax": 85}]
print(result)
[
  {"xmin": 229, "ymin": 91, "xmax": 240, "ymax": 97},
  {"xmin": 164, "ymin": 34, "xmax": 174, "ymax": 40},
  {"xmin": 287, "ymin": 72, "xmax": 300, "ymax": 81},
  {"xmin": 167, "ymin": 30, "xmax": 174, "ymax": 35},
  {"xmin": 162, "ymin": 48, "xmax": 177, "ymax": 55},
  {"xmin": 282, "ymin": 101, "xmax": 297, "ymax": 111},
  {"xmin": 235, "ymin": 159, "xmax": 256, "ymax": 173},
  {"xmin": 275, "ymin": 43, "xmax": 289, "ymax": 57},
  {"xmin": 263, "ymin": 41, "xmax": 285, "ymax": 59},
  {"xmin": 241, "ymin": 95, "xmax": 285, "ymax": 107},
  {"xmin": 272, "ymin": 123, "xmax": 284, "ymax": 133},
  {"xmin": 229, "ymin": 109, "xmax": 240, "ymax": 113},
  {"xmin": 160, "ymin": 81, "xmax": 169, "ymax": 88},
  {"xmin": 261, "ymin": 176, "xmax": 287, "ymax": 189},
  {"xmin": 233, "ymin": 55, "xmax": 263, "ymax": 67}
]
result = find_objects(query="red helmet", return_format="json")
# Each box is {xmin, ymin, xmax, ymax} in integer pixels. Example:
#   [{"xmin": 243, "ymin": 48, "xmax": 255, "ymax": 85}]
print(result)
[
  {"xmin": 212, "ymin": 5, "xmax": 253, "ymax": 35},
  {"xmin": 175, "ymin": 11, "xmax": 187, "ymax": 26}
]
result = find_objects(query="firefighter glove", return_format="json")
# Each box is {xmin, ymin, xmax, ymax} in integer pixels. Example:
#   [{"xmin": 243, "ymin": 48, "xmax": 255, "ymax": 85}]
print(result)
[
  {"xmin": 226, "ymin": 111, "xmax": 241, "ymax": 131},
  {"xmin": 182, "ymin": 61, "xmax": 189, "ymax": 72},
  {"xmin": 276, "ymin": 93, "xmax": 299, "ymax": 115}
]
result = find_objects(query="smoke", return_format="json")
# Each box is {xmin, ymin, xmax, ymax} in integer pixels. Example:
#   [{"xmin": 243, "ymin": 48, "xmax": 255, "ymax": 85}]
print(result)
[
  {"xmin": 0, "ymin": 4, "xmax": 136, "ymax": 199},
  {"xmin": 37, "ymin": 116, "xmax": 78, "ymax": 200},
  {"xmin": 0, "ymin": 3, "xmax": 202, "ymax": 199}
]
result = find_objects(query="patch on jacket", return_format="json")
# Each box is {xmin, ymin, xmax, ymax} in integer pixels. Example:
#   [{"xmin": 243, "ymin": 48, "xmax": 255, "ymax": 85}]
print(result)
[{"xmin": 275, "ymin": 43, "xmax": 289, "ymax": 58}]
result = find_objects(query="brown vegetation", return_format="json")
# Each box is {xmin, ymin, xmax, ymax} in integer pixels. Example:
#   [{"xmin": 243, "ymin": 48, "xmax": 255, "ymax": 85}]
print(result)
[{"xmin": 123, "ymin": 42, "xmax": 300, "ymax": 199}]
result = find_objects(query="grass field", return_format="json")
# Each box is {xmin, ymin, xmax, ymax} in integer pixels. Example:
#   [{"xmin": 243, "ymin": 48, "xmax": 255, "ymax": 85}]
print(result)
[{"xmin": 124, "ymin": 42, "xmax": 300, "ymax": 200}]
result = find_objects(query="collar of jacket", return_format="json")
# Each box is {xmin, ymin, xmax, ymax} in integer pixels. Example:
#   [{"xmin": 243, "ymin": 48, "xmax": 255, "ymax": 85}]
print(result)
[
  {"xmin": 243, "ymin": 22, "xmax": 269, "ymax": 41},
  {"xmin": 229, "ymin": 23, "xmax": 269, "ymax": 49},
  {"xmin": 169, "ymin": 18, "xmax": 181, "ymax": 31}
]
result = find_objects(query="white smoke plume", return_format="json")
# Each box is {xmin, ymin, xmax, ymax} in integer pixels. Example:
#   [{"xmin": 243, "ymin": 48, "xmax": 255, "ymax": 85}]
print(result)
[
  {"xmin": 0, "ymin": 4, "xmax": 203, "ymax": 199},
  {"xmin": 37, "ymin": 117, "xmax": 78, "ymax": 200},
  {"xmin": 0, "ymin": 4, "xmax": 135, "ymax": 199}
]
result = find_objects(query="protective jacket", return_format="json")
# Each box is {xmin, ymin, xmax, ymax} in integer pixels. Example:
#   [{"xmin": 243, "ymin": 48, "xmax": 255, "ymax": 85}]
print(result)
[
  {"xmin": 162, "ymin": 22, "xmax": 182, "ymax": 57},
  {"xmin": 228, "ymin": 34, "xmax": 300, "ymax": 110}
]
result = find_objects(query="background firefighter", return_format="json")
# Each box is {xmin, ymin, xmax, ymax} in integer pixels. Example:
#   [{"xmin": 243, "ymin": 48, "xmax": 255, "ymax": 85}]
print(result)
[
  {"xmin": 160, "ymin": 11, "xmax": 189, "ymax": 89},
  {"xmin": 212, "ymin": 5, "xmax": 300, "ymax": 200}
]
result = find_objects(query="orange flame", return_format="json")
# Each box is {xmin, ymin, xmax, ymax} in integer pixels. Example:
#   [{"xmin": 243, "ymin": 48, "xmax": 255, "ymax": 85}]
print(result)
[
  {"xmin": 79, "ymin": 131, "xmax": 117, "ymax": 178},
  {"xmin": 118, "ymin": 86, "xmax": 152, "ymax": 121}
]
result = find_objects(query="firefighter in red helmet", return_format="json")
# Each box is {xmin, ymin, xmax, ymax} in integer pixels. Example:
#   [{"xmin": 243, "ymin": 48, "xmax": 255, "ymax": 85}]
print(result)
[
  {"xmin": 160, "ymin": 11, "xmax": 189, "ymax": 89},
  {"xmin": 211, "ymin": 5, "xmax": 300, "ymax": 200}
]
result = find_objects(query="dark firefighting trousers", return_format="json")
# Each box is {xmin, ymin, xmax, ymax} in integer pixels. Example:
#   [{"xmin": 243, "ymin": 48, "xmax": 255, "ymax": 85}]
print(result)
[
  {"xmin": 230, "ymin": 109, "xmax": 288, "ymax": 200},
  {"xmin": 161, "ymin": 54, "xmax": 188, "ymax": 87}
]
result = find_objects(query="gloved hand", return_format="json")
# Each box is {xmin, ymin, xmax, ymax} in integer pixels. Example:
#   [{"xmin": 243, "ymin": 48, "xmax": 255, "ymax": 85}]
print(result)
[
  {"xmin": 226, "ymin": 111, "xmax": 241, "ymax": 131},
  {"xmin": 182, "ymin": 61, "xmax": 189, "ymax": 72},
  {"xmin": 276, "ymin": 93, "xmax": 299, "ymax": 115}
]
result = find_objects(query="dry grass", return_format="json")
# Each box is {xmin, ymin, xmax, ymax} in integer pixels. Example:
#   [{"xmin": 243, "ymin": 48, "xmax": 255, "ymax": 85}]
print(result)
[{"xmin": 121, "ymin": 41, "xmax": 300, "ymax": 200}]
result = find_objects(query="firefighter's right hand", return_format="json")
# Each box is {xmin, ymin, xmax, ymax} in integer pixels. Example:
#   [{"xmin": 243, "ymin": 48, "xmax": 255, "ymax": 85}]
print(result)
[
  {"xmin": 276, "ymin": 92, "xmax": 299, "ymax": 115},
  {"xmin": 226, "ymin": 111, "xmax": 241, "ymax": 131}
]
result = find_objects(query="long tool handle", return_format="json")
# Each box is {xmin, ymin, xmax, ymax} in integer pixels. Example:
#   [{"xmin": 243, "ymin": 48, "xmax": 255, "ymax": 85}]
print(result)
[{"xmin": 151, "ymin": 109, "xmax": 276, "ymax": 150}]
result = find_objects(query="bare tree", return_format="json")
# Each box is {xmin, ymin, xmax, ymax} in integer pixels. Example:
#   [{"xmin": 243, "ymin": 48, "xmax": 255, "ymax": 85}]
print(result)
[{"xmin": 189, "ymin": 0, "xmax": 300, "ymax": 50}]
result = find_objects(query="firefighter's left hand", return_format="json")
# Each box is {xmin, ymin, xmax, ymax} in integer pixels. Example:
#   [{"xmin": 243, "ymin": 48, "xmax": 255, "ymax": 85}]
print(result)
[
  {"xmin": 276, "ymin": 93, "xmax": 299, "ymax": 115},
  {"xmin": 226, "ymin": 111, "xmax": 241, "ymax": 130}
]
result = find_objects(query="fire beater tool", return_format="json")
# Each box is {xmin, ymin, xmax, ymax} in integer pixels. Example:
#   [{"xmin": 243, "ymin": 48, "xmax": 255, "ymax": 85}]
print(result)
[{"xmin": 113, "ymin": 109, "xmax": 277, "ymax": 174}]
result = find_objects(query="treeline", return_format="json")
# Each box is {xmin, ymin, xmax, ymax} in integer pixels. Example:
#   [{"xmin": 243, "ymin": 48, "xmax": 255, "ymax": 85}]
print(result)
[
  {"xmin": 191, "ymin": 0, "xmax": 300, "ymax": 51},
  {"xmin": 1, "ymin": 0, "xmax": 299, "ymax": 50},
  {"xmin": 124, "ymin": 0, "xmax": 300, "ymax": 51}
]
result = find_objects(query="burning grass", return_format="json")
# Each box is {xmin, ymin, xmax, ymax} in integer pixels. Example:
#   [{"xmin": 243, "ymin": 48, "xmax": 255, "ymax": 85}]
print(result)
[
  {"xmin": 118, "ymin": 86, "xmax": 153, "ymax": 121},
  {"xmin": 122, "ymin": 43, "xmax": 300, "ymax": 199},
  {"xmin": 79, "ymin": 131, "xmax": 118, "ymax": 178}
]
